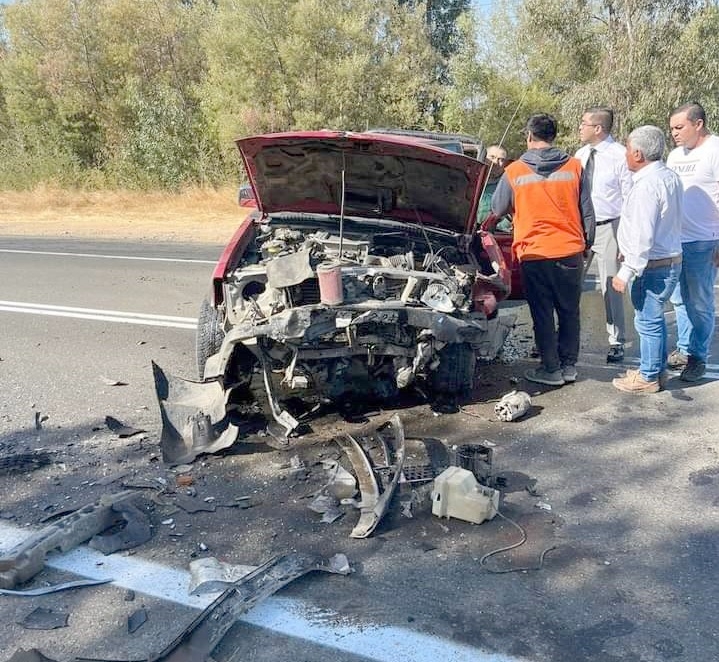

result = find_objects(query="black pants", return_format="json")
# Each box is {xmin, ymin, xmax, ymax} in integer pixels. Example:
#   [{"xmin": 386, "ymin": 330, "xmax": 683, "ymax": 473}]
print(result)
[{"xmin": 520, "ymin": 253, "xmax": 583, "ymax": 372}]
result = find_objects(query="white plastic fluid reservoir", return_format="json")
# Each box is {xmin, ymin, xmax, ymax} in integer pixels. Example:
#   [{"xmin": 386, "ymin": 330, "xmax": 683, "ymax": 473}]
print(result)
[
  {"xmin": 317, "ymin": 262, "xmax": 343, "ymax": 305},
  {"xmin": 431, "ymin": 466, "xmax": 499, "ymax": 524}
]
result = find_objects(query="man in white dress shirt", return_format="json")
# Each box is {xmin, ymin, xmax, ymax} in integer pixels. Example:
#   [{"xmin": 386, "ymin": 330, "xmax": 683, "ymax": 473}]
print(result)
[
  {"xmin": 611, "ymin": 126, "xmax": 683, "ymax": 394},
  {"xmin": 576, "ymin": 107, "xmax": 633, "ymax": 363}
]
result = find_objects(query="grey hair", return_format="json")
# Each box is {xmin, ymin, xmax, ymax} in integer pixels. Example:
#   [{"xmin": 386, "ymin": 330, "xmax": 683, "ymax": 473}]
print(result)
[{"xmin": 627, "ymin": 125, "xmax": 665, "ymax": 161}]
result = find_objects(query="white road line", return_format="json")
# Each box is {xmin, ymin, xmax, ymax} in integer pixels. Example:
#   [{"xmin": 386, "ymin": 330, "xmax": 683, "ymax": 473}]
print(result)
[
  {"xmin": 0, "ymin": 300, "xmax": 197, "ymax": 329},
  {"xmin": 0, "ymin": 523, "xmax": 525, "ymax": 662},
  {"xmin": 0, "ymin": 248, "xmax": 215, "ymax": 264}
]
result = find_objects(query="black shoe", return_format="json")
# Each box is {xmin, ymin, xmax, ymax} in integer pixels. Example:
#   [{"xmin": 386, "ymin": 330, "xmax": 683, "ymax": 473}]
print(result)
[
  {"xmin": 607, "ymin": 345, "xmax": 624, "ymax": 363},
  {"xmin": 679, "ymin": 356, "xmax": 706, "ymax": 382}
]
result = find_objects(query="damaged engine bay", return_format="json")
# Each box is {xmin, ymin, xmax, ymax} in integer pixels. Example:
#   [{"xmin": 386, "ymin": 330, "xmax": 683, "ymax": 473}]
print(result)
[{"xmin": 216, "ymin": 216, "xmax": 509, "ymax": 396}]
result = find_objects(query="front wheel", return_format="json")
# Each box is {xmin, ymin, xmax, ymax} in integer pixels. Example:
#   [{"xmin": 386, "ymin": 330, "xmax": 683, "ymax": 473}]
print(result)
[
  {"xmin": 430, "ymin": 343, "xmax": 476, "ymax": 396},
  {"xmin": 195, "ymin": 297, "xmax": 225, "ymax": 379}
]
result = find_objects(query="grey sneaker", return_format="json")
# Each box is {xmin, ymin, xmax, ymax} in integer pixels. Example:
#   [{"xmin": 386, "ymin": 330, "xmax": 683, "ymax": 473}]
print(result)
[
  {"xmin": 525, "ymin": 367, "xmax": 564, "ymax": 386},
  {"xmin": 679, "ymin": 356, "xmax": 706, "ymax": 382},
  {"xmin": 561, "ymin": 365, "xmax": 578, "ymax": 383},
  {"xmin": 667, "ymin": 349, "xmax": 688, "ymax": 369}
]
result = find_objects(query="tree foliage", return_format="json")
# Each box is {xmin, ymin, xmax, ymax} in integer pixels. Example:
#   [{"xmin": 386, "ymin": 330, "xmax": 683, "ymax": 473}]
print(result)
[{"xmin": 0, "ymin": 0, "xmax": 718, "ymax": 188}]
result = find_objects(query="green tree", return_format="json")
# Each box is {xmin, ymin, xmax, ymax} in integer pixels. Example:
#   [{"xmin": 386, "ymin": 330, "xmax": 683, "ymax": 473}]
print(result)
[
  {"xmin": 199, "ymin": 0, "xmax": 441, "ymax": 153},
  {"xmin": 0, "ymin": 0, "xmax": 221, "ymax": 188}
]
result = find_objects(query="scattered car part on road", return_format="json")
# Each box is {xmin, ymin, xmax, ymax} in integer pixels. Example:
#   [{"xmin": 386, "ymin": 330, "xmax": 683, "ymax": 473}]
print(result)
[
  {"xmin": 0, "ymin": 491, "xmax": 143, "ymax": 589},
  {"xmin": 494, "ymin": 390, "xmax": 532, "ymax": 422},
  {"xmin": 7, "ymin": 649, "xmax": 59, "ymax": 662},
  {"xmin": 0, "ymin": 578, "xmax": 112, "ymax": 596},
  {"xmin": 335, "ymin": 414, "xmax": 406, "ymax": 538},
  {"xmin": 188, "ymin": 557, "xmax": 257, "ymax": 595},
  {"xmin": 448, "ymin": 443, "xmax": 494, "ymax": 485},
  {"xmin": 152, "ymin": 361, "xmax": 239, "ymax": 465},
  {"xmin": 128, "ymin": 607, "xmax": 148, "ymax": 634},
  {"xmin": 88, "ymin": 499, "xmax": 152, "ymax": 555},
  {"xmin": 431, "ymin": 466, "xmax": 499, "ymax": 525},
  {"xmin": 19, "ymin": 606, "xmax": 69, "ymax": 630},
  {"xmin": 151, "ymin": 553, "xmax": 351, "ymax": 662},
  {"xmin": 0, "ymin": 451, "xmax": 52, "ymax": 477},
  {"xmin": 105, "ymin": 415, "xmax": 145, "ymax": 438}
]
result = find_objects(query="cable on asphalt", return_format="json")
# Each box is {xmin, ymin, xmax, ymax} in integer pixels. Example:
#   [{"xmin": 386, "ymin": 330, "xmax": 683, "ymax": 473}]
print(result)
[{"xmin": 479, "ymin": 510, "xmax": 557, "ymax": 574}]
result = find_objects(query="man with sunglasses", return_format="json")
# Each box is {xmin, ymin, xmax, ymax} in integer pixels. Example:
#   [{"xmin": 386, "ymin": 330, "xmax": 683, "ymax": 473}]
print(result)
[{"xmin": 576, "ymin": 107, "xmax": 633, "ymax": 364}]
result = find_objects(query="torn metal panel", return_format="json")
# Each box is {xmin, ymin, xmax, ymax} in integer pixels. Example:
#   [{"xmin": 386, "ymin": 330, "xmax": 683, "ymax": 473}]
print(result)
[
  {"xmin": 335, "ymin": 414, "xmax": 406, "ymax": 538},
  {"xmin": 258, "ymin": 351, "xmax": 300, "ymax": 440},
  {"xmin": 188, "ymin": 557, "xmax": 257, "ymax": 595},
  {"xmin": 150, "ymin": 553, "xmax": 351, "ymax": 662},
  {"xmin": 0, "ymin": 491, "xmax": 139, "ymax": 589},
  {"xmin": 0, "ymin": 578, "xmax": 111, "ymax": 596},
  {"xmin": 152, "ymin": 361, "xmax": 239, "ymax": 465},
  {"xmin": 265, "ymin": 249, "xmax": 314, "ymax": 288}
]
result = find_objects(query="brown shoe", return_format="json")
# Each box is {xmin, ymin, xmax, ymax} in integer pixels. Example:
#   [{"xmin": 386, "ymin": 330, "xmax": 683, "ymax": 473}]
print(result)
[
  {"xmin": 613, "ymin": 371, "xmax": 660, "ymax": 394},
  {"xmin": 667, "ymin": 349, "xmax": 688, "ymax": 369}
]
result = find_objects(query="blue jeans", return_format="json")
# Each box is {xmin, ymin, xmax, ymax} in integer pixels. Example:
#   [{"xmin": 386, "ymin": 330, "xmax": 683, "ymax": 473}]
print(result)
[
  {"xmin": 669, "ymin": 240, "xmax": 719, "ymax": 362},
  {"xmin": 631, "ymin": 263, "xmax": 681, "ymax": 380}
]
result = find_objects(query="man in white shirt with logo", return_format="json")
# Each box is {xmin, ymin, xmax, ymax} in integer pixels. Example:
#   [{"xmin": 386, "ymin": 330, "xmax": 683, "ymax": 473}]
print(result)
[
  {"xmin": 611, "ymin": 126, "xmax": 683, "ymax": 393},
  {"xmin": 666, "ymin": 101, "xmax": 719, "ymax": 382},
  {"xmin": 576, "ymin": 107, "xmax": 633, "ymax": 363}
]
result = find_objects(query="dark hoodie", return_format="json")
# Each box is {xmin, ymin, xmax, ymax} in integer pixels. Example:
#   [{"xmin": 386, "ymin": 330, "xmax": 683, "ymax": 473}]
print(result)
[{"xmin": 491, "ymin": 147, "xmax": 595, "ymax": 249}]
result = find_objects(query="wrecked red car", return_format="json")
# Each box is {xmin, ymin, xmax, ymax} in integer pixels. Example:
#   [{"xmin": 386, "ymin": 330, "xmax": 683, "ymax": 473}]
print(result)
[{"xmin": 154, "ymin": 130, "xmax": 514, "ymax": 463}]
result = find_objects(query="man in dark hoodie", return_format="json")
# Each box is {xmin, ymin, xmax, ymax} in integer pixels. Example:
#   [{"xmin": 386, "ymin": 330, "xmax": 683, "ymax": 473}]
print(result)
[{"xmin": 492, "ymin": 113, "xmax": 595, "ymax": 386}]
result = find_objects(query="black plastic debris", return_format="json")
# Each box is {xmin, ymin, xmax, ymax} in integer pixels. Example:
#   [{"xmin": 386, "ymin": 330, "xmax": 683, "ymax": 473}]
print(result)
[
  {"xmin": 127, "ymin": 607, "xmax": 148, "ymax": 633},
  {"xmin": 100, "ymin": 376, "xmax": 129, "ymax": 386},
  {"xmin": 105, "ymin": 416, "xmax": 146, "ymax": 438},
  {"xmin": 7, "ymin": 649, "xmax": 59, "ymax": 662},
  {"xmin": 0, "ymin": 451, "xmax": 52, "ymax": 477},
  {"xmin": 88, "ymin": 500, "xmax": 152, "ymax": 555},
  {"xmin": 173, "ymin": 494, "xmax": 216, "ymax": 514},
  {"xmin": 19, "ymin": 607, "xmax": 69, "ymax": 630}
]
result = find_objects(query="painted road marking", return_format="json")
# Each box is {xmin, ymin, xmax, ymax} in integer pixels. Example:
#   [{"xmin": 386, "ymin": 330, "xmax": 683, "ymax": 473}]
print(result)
[
  {"xmin": 0, "ymin": 248, "xmax": 215, "ymax": 264},
  {"xmin": 0, "ymin": 300, "xmax": 197, "ymax": 329},
  {"xmin": 0, "ymin": 523, "xmax": 526, "ymax": 662}
]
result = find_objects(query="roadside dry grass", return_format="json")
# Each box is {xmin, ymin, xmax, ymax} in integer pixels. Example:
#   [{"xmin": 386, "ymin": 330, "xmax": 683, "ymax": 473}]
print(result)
[{"xmin": 0, "ymin": 186, "xmax": 249, "ymax": 243}]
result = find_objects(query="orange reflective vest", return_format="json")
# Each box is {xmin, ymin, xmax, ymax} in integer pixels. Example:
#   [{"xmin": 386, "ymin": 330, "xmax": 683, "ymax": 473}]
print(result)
[{"xmin": 505, "ymin": 159, "xmax": 585, "ymax": 261}]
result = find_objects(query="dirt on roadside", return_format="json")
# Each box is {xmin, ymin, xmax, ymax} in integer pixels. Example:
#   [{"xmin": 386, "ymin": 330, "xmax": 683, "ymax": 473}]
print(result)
[{"xmin": 0, "ymin": 187, "xmax": 248, "ymax": 244}]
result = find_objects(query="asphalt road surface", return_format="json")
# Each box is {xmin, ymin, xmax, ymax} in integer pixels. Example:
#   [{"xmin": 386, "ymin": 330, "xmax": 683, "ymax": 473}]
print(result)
[{"xmin": 1, "ymin": 235, "xmax": 718, "ymax": 662}]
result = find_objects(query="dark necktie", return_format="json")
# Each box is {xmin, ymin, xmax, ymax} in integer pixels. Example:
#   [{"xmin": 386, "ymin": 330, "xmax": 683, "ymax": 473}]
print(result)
[{"xmin": 583, "ymin": 147, "xmax": 596, "ymax": 193}]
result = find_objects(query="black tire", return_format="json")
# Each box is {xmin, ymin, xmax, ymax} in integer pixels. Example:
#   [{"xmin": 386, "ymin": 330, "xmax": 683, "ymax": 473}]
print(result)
[
  {"xmin": 196, "ymin": 297, "xmax": 225, "ymax": 379},
  {"xmin": 430, "ymin": 343, "xmax": 476, "ymax": 395}
]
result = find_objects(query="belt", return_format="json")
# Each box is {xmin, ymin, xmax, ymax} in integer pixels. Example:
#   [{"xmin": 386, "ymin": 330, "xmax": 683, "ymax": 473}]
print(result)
[
  {"xmin": 596, "ymin": 217, "xmax": 619, "ymax": 227},
  {"xmin": 646, "ymin": 256, "xmax": 682, "ymax": 269}
]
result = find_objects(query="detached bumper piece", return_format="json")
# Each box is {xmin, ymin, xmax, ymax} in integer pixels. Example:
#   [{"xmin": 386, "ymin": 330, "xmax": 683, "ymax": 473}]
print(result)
[
  {"xmin": 151, "ymin": 553, "xmax": 351, "ymax": 662},
  {"xmin": 0, "ymin": 491, "xmax": 143, "ymax": 589},
  {"xmin": 335, "ymin": 414, "xmax": 406, "ymax": 538}
]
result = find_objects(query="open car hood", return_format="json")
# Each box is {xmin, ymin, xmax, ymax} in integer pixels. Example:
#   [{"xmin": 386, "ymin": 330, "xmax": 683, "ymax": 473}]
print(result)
[{"xmin": 235, "ymin": 131, "xmax": 488, "ymax": 235}]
